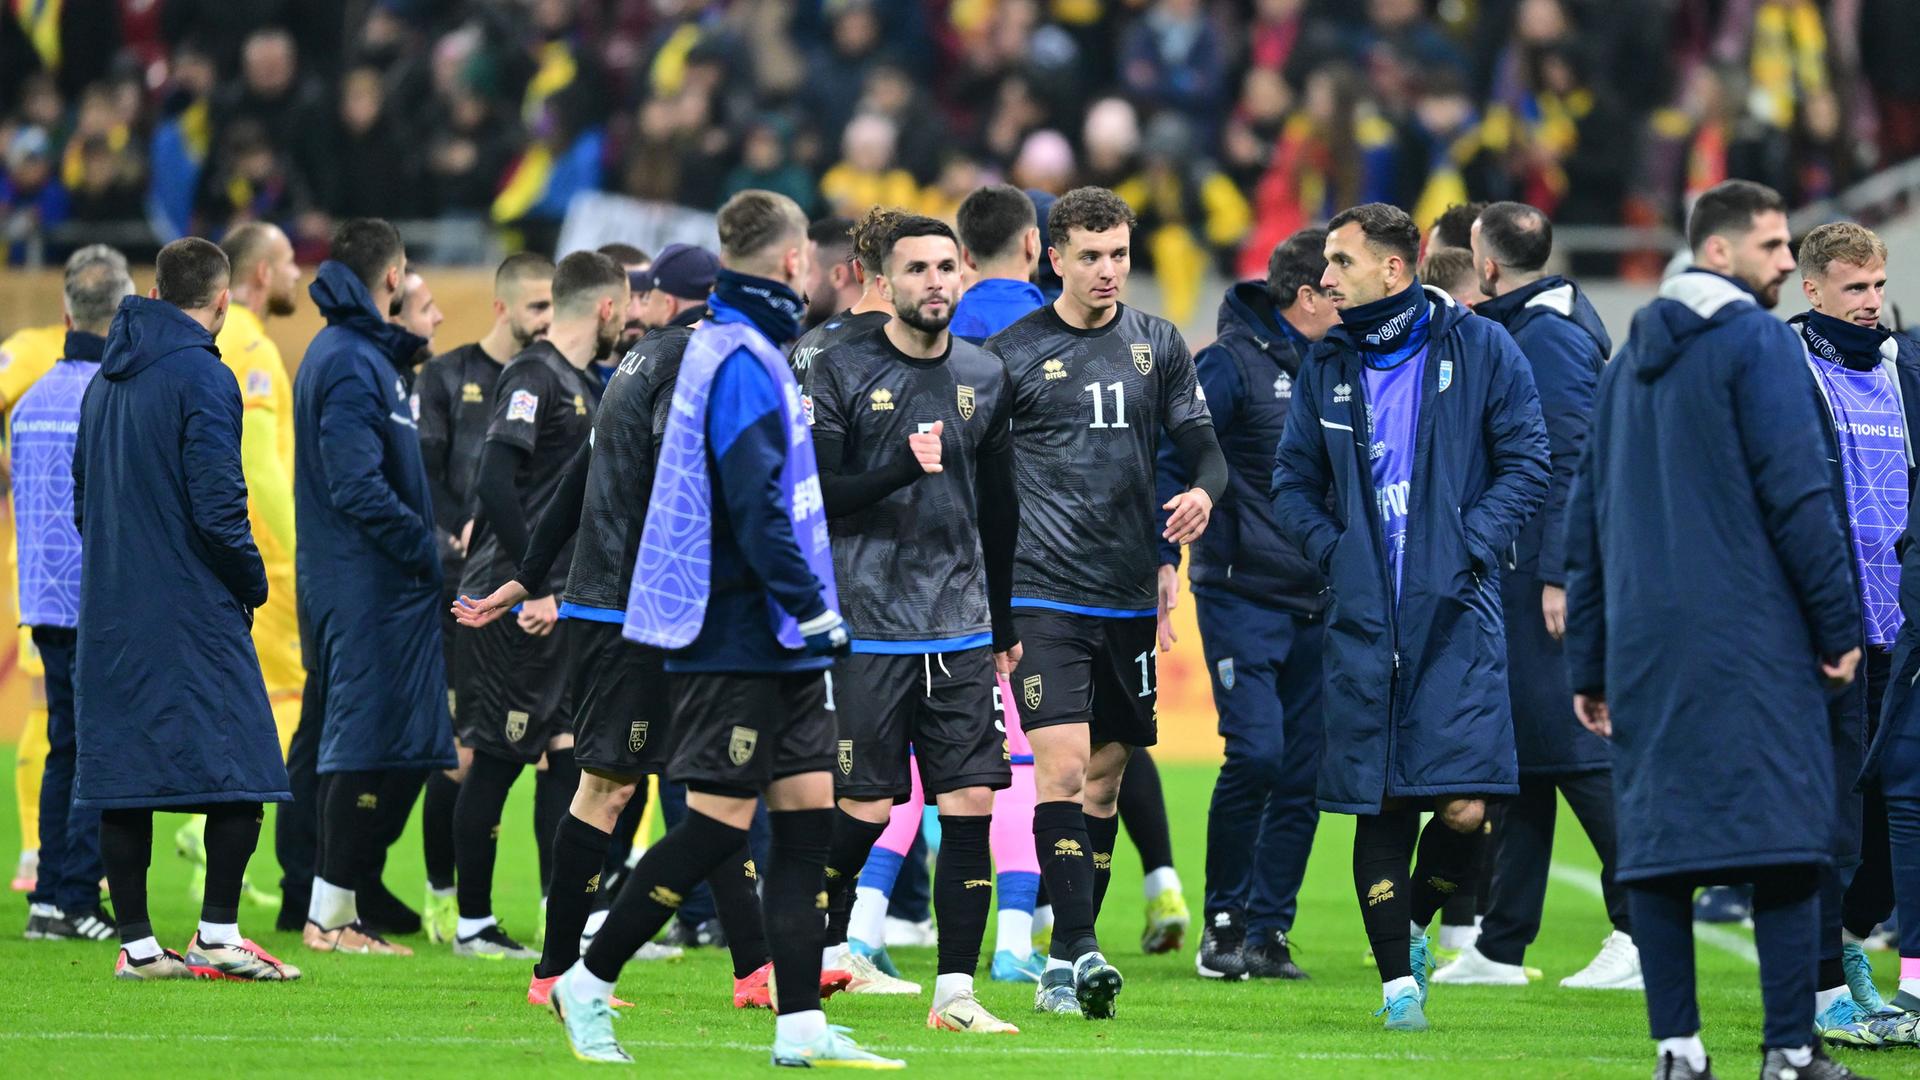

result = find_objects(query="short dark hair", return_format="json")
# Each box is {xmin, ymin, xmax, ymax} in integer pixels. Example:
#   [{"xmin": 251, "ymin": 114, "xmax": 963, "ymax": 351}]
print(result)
[
  {"xmin": 880, "ymin": 214, "xmax": 958, "ymax": 269},
  {"xmin": 330, "ymin": 217, "xmax": 404, "ymax": 292},
  {"xmin": 851, "ymin": 205, "xmax": 907, "ymax": 275},
  {"xmin": 716, "ymin": 189, "xmax": 809, "ymax": 266},
  {"xmin": 1327, "ymin": 202, "xmax": 1420, "ymax": 265},
  {"xmin": 955, "ymin": 184, "xmax": 1036, "ymax": 263},
  {"xmin": 1047, "ymin": 186, "xmax": 1135, "ymax": 249},
  {"xmin": 1267, "ymin": 227, "xmax": 1329, "ymax": 310},
  {"xmin": 1476, "ymin": 201, "xmax": 1553, "ymax": 273},
  {"xmin": 551, "ymin": 250, "xmax": 627, "ymax": 315},
  {"xmin": 495, "ymin": 251, "xmax": 555, "ymax": 294},
  {"xmin": 1421, "ymin": 248, "xmax": 1477, "ymax": 295},
  {"xmin": 595, "ymin": 242, "xmax": 649, "ymax": 268},
  {"xmin": 1687, "ymin": 179, "xmax": 1787, "ymax": 253},
  {"xmin": 154, "ymin": 236, "xmax": 230, "ymax": 310},
  {"xmin": 809, "ymin": 216, "xmax": 855, "ymax": 254},
  {"xmin": 1431, "ymin": 202, "xmax": 1487, "ymax": 253}
]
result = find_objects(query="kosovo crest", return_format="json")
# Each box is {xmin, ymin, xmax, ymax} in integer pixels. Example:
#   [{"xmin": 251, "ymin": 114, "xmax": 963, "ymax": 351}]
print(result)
[
  {"xmin": 1130, "ymin": 343, "xmax": 1153, "ymax": 375},
  {"xmin": 837, "ymin": 739, "xmax": 854, "ymax": 776},
  {"xmin": 957, "ymin": 384, "xmax": 975, "ymax": 420},
  {"xmin": 1023, "ymin": 674, "xmax": 1043, "ymax": 711},
  {"xmin": 729, "ymin": 726, "xmax": 759, "ymax": 766},
  {"xmin": 629, "ymin": 721, "xmax": 649, "ymax": 754},
  {"xmin": 1216, "ymin": 657, "xmax": 1235, "ymax": 691},
  {"xmin": 1438, "ymin": 359, "xmax": 1454, "ymax": 393},
  {"xmin": 505, "ymin": 710, "xmax": 529, "ymax": 742}
]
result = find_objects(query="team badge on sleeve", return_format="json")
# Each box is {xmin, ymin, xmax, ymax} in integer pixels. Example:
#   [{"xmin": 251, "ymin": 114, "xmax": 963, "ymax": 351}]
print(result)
[
  {"xmin": 1438, "ymin": 360, "xmax": 1454, "ymax": 393},
  {"xmin": 1131, "ymin": 343, "xmax": 1153, "ymax": 375},
  {"xmin": 1217, "ymin": 658, "xmax": 1235, "ymax": 691},
  {"xmin": 507, "ymin": 389, "xmax": 540, "ymax": 423},
  {"xmin": 957, "ymin": 384, "xmax": 975, "ymax": 420},
  {"xmin": 245, "ymin": 369, "xmax": 272, "ymax": 398}
]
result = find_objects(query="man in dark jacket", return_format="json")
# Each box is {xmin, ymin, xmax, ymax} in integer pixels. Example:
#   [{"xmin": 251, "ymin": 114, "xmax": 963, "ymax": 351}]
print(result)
[
  {"xmin": 1433, "ymin": 201, "xmax": 1634, "ymax": 991},
  {"xmin": 293, "ymin": 218, "xmax": 455, "ymax": 958},
  {"xmin": 1270, "ymin": 202, "xmax": 1549, "ymax": 1032},
  {"xmin": 74, "ymin": 237, "xmax": 297, "ymax": 982},
  {"xmin": 1564, "ymin": 179, "xmax": 1865, "ymax": 1080},
  {"xmin": 1158, "ymin": 226, "xmax": 1338, "ymax": 983},
  {"xmin": 1785, "ymin": 221, "xmax": 1920, "ymax": 1045}
]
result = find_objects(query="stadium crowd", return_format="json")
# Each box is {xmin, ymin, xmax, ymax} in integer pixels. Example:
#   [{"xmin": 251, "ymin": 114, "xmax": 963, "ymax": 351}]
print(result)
[{"xmin": 5, "ymin": 0, "xmax": 1920, "ymax": 293}]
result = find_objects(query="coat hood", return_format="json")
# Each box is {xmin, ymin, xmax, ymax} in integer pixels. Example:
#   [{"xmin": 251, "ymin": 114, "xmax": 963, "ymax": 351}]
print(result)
[
  {"xmin": 1627, "ymin": 270, "xmax": 1763, "ymax": 383},
  {"xmin": 100, "ymin": 295, "xmax": 217, "ymax": 381},
  {"xmin": 1216, "ymin": 280, "xmax": 1299, "ymax": 351},
  {"xmin": 1321, "ymin": 283, "xmax": 1474, "ymax": 369},
  {"xmin": 1476, "ymin": 275, "xmax": 1613, "ymax": 358},
  {"xmin": 308, "ymin": 260, "xmax": 428, "ymax": 366}
]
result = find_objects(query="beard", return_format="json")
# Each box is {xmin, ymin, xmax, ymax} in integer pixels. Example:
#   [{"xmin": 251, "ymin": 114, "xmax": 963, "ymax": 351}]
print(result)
[
  {"xmin": 267, "ymin": 291, "xmax": 296, "ymax": 317},
  {"xmin": 616, "ymin": 325, "xmax": 644, "ymax": 353},
  {"xmin": 894, "ymin": 299, "xmax": 951, "ymax": 335},
  {"xmin": 595, "ymin": 319, "xmax": 622, "ymax": 361},
  {"xmin": 512, "ymin": 319, "xmax": 547, "ymax": 350},
  {"xmin": 805, "ymin": 289, "xmax": 836, "ymax": 328}
]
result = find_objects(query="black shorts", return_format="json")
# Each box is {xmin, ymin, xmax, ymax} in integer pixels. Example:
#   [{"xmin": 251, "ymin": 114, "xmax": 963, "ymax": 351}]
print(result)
[
  {"xmin": 568, "ymin": 619, "xmax": 672, "ymax": 778},
  {"xmin": 1009, "ymin": 608, "xmax": 1158, "ymax": 747},
  {"xmin": 669, "ymin": 670, "xmax": 836, "ymax": 795},
  {"xmin": 456, "ymin": 617, "xmax": 573, "ymax": 764},
  {"xmin": 440, "ymin": 602, "xmax": 462, "ymax": 730},
  {"xmin": 833, "ymin": 647, "xmax": 1010, "ymax": 802}
]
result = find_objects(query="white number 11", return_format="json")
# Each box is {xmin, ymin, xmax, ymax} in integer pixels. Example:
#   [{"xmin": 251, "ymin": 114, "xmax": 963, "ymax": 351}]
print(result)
[{"xmin": 1085, "ymin": 381, "xmax": 1130, "ymax": 429}]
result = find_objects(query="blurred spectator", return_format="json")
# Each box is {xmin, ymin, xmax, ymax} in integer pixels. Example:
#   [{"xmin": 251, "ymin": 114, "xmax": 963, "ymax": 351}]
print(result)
[
  {"xmin": 1012, "ymin": 129, "xmax": 1075, "ymax": 195},
  {"xmin": 193, "ymin": 120, "xmax": 308, "ymax": 240},
  {"xmin": 1, "ymin": 127, "xmax": 69, "ymax": 261},
  {"xmin": 1859, "ymin": 0, "xmax": 1920, "ymax": 163},
  {"xmin": 1112, "ymin": 112, "xmax": 1250, "ymax": 324},
  {"xmin": 1121, "ymin": 0, "xmax": 1227, "ymax": 146},
  {"xmin": 151, "ymin": 39, "xmax": 220, "ymax": 238},
  {"xmin": 722, "ymin": 117, "xmax": 816, "ymax": 212},
  {"xmin": 819, "ymin": 112, "xmax": 920, "ymax": 219},
  {"xmin": 311, "ymin": 67, "xmax": 419, "ymax": 223},
  {"xmin": 806, "ymin": 1, "xmax": 888, "ymax": 146}
]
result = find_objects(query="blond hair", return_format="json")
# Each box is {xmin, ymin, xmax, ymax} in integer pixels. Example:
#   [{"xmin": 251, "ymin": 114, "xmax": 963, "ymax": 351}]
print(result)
[{"xmin": 1799, "ymin": 221, "xmax": 1888, "ymax": 280}]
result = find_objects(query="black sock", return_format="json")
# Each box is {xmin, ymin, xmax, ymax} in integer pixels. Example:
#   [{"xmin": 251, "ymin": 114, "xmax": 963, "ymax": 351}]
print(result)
[
  {"xmin": 1820, "ymin": 955, "xmax": 1846, "ymax": 989},
  {"xmin": 453, "ymin": 752, "xmax": 523, "ymax": 920},
  {"xmin": 1117, "ymin": 750, "xmax": 1175, "ymax": 873},
  {"xmin": 422, "ymin": 771, "xmax": 461, "ymax": 891},
  {"xmin": 99, "ymin": 808, "xmax": 153, "ymax": 944},
  {"xmin": 766, "ymin": 808, "xmax": 833, "ymax": 1015},
  {"xmin": 201, "ymin": 802, "xmax": 263, "ymax": 924},
  {"xmin": 599, "ymin": 792, "xmax": 649, "ymax": 900},
  {"xmin": 1441, "ymin": 814, "xmax": 1490, "ymax": 927},
  {"xmin": 1354, "ymin": 810, "xmax": 1419, "ymax": 982},
  {"xmin": 536, "ymin": 813, "xmax": 610, "ymax": 978},
  {"xmin": 1409, "ymin": 815, "xmax": 1481, "ymax": 928},
  {"xmin": 534, "ymin": 748, "xmax": 579, "ymax": 895},
  {"xmin": 710, "ymin": 845, "xmax": 771, "ymax": 978},
  {"xmin": 935, "ymin": 814, "xmax": 993, "ymax": 976},
  {"xmin": 1086, "ymin": 811, "xmax": 1120, "ymax": 921},
  {"xmin": 824, "ymin": 808, "xmax": 887, "ymax": 947},
  {"xmin": 583, "ymin": 809, "xmax": 747, "ymax": 984},
  {"xmin": 1035, "ymin": 800, "xmax": 1098, "ymax": 961}
]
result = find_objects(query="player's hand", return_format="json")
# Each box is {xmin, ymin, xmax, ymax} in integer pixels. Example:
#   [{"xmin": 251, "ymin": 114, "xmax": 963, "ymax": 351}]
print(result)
[
  {"xmin": 1161, "ymin": 487, "xmax": 1213, "ymax": 545},
  {"xmin": 456, "ymin": 518, "xmax": 474, "ymax": 556},
  {"xmin": 1573, "ymin": 693, "xmax": 1611, "ymax": 738},
  {"xmin": 1156, "ymin": 563, "xmax": 1180, "ymax": 653},
  {"xmin": 517, "ymin": 594, "xmax": 560, "ymax": 636},
  {"xmin": 1541, "ymin": 584, "xmax": 1567, "ymax": 641},
  {"xmin": 1822, "ymin": 647, "xmax": 1863, "ymax": 688},
  {"xmin": 908, "ymin": 420, "xmax": 944, "ymax": 474},
  {"xmin": 453, "ymin": 580, "xmax": 529, "ymax": 629},
  {"xmin": 798, "ymin": 610, "xmax": 851, "ymax": 657},
  {"xmin": 994, "ymin": 642, "xmax": 1023, "ymax": 676}
]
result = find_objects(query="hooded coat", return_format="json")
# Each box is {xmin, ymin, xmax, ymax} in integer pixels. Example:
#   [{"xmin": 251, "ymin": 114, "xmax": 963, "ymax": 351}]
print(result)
[
  {"xmin": 1564, "ymin": 270, "xmax": 1860, "ymax": 880},
  {"xmin": 1271, "ymin": 284, "xmax": 1549, "ymax": 813},
  {"xmin": 1474, "ymin": 275, "xmax": 1612, "ymax": 775},
  {"xmin": 73, "ymin": 296, "xmax": 287, "ymax": 809},
  {"xmin": 294, "ymin": 262, "xmax": 455, "ymax": 774}
]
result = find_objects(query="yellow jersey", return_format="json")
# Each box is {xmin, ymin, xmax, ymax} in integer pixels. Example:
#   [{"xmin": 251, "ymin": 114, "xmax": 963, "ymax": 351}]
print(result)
[
  {"xmin": 1, "ymin": 324, "xmax": 65, "ymax": 681},
  {"xmin": 216, "ymin": 305, "xmax": 305, "ymax": 696}
]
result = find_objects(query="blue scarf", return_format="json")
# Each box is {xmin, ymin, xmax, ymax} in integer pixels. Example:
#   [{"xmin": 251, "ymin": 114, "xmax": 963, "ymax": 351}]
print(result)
[
  {"xmin": 1801, "ymin": 310, "xmax": 1892, "ymax": 372},
  {"xmin": 1340, "ymin": 278, "xmax": 1431, "ymax": 370},
  {"xmin": 712, "ymin": 268, "xmax": 803, "ymax": 347}
]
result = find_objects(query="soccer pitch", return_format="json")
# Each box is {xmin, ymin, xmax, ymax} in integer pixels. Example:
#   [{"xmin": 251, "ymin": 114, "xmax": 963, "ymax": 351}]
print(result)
[{"xmin": 3, "ymin": 755, "xmax": 1915, "ymax": 1079}]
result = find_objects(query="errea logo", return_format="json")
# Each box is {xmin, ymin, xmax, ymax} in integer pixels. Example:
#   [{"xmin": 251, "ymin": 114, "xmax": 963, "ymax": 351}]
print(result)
[
  {"xmin": 1043, "ymin": 358, "xmax": 1067, "ymax": 380},
  {"xmin": 1333, "ymin": 382, "xmax": 1352, "ymax": 403},
  {"xmin": 869, "ymin": 388, "xmax": 895, "ymax": 411},
  {"xmin": 1274, "ymin": 373, "xmax": 1293, "ymax": 399}
]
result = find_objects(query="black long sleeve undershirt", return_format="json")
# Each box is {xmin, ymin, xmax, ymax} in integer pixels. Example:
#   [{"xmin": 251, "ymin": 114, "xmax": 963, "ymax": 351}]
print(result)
[
  {"xmin": 975, "ymin": 443, "xmax": 1018, "ymax": 651},
  {"xmin": 812, "ymin": 433, "xmax": 924, "ymax": 517},
  {"xmin": 473, "ymin": 440, "xmax": 534, "ymax": 587},
  {"xmin": 1171, "ymin": 421, "xmax": 1229, "ymax": 508},
  {"xmin": 420, "ymin": 438, "xmax": 467, "ymax": 537},
  {"xmin": 512, "ymin": 440, "xmax": 592, "ymax": 594}
]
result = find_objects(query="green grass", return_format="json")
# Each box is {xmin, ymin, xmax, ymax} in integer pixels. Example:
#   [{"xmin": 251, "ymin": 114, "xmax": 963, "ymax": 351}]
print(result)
[{"xmin": 1, "ymin": 753, "xmax": 1914, "ymax": 1078}]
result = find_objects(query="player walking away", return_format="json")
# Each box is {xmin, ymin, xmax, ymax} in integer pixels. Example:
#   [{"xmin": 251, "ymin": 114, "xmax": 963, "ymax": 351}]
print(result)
[
  {"xmin": 1565, "ymin": 180, "xmax": 1867, "ymax": 1080},
  {"xmin": 803, "ymin": 216, "xmax": 860, "ymax": 331},
  {"xmin": 412, "ymin": 253, "xmax": 555, "ymax": 942},
  {"xmin": 953, "ymin": 183, "xmax": 1046, "ymax": 343},
  {"xmin": 550, "ymin": 191, "xmax": 901, "ymax": 1069},
  {"xmin": 1271, "ymin": 203, "xmax": 1549, "ymax": 1033},
  {"xmin": 1432, "ymin": 202, "xmax": 1636, "ymax": 992},
  {"xmin": 1159, "ymin": 227, "xmax": 1336, "ymax": 983},
  {"xmin": 804, "ymin": 214, "xmax": 1022, "ymax": 1029},
  {"xmin": 294, "ymin": 220, "xmax": 458, "ymax": 957},
  {"xmin": 450, "ymin": 252, "xmax": 626, "ymax": 959},
  {"xmin": 1786, "ymin": 223, "xmax": 1920, "ymax": 1047},
  {"xmin": 788, "ymin": 206, "xmax": 901, "ymax": 376},
  {"xmin": 18, "ymin": 246, "xmax": 130, "ymax": 945},
  {"xmin": 986, "ymin": 186, "xmax": 1227, "ymax": 1020},
  {"xmin": 75, "ymin": 238, "xmax": 297, "ymax": 982}
]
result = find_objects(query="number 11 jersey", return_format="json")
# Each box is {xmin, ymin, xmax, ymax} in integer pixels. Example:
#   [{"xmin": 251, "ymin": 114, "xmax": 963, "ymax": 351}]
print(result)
[{"xmin": 986, "ymin": 302, "xmax": 1211, "ymax": 615}]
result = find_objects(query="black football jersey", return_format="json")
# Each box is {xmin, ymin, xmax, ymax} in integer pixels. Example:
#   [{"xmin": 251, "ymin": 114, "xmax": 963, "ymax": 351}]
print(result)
[
  {"xmin": 805, "ymin": 326, "xmax": 1012, "ymax": 644},
  {"xmin": 459, "ymin": 342, "xmax": 599, "ymax": 596},
  {"xmin": 561, "ymin": 325, "xmax": 692, "ymax": 612},
  {"xmin": 789, "ymin": 309, "xmax": 890, "ymax": 377},
  {"xmin": 986, "ymin": 302, "xmax": 1210, "ymax": 612},
  {"xmin": 414, "ymin": 342, "xmax": 502, "ymax": 523}
]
